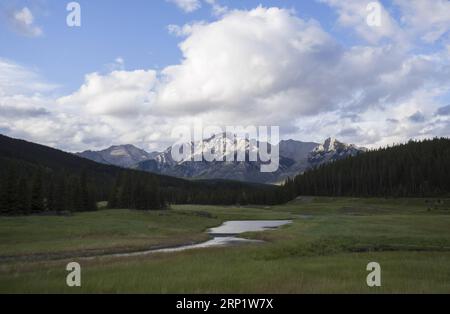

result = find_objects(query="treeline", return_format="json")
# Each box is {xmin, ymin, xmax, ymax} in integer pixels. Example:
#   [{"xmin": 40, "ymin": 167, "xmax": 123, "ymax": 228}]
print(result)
[
  {"xmin": 0, "ymin": 160, "xmax": 286, "ymax": 215},
  {"xmin": 107, "ymin": 173, "xmax": 287, "ymax": 209},
  {"xmin": 163, "ymin": 180, "xmax": 287, "ymax": 206},
  {"xmin": 283, "ymin": 138, "xmax": 450, "ymax": 198},
  {"xmin": 108, "ymin": 171, "xmax": 165, "ymax": 210},
  {"xmin": 0, "ymin": 159, "xmax": 97, "ymax": 215}
]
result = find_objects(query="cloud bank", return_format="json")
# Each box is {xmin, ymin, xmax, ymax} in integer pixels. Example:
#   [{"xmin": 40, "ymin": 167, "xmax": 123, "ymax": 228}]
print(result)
[{"xmin": 1, "ymin": 2, "xmax": 450, "ymax": 152}]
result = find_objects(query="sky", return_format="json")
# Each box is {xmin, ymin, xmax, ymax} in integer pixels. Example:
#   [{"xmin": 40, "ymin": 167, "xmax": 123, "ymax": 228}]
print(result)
[{"xmin": 0, "ymin": 0, "xmax": 449, "ymax": 152}]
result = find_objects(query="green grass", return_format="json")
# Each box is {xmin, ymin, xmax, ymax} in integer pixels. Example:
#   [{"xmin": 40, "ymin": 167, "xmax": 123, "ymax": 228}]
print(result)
[
  {"xmin": 0, "ymin": 209, "xmax": 215, "ymax": 257},
  {"xmin": 0, "ymin": 206, "xmax": 291, "ymax": 258},
  {"xmin": 1, "ymin": 197, "xmax": 450, "ymax": 293}
]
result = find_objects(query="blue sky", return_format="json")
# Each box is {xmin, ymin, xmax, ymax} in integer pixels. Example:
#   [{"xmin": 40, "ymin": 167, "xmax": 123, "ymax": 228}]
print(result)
[
  {"xmin": 1, "ymin": 0, "xmax": 341, "ymax": 93},
  {"xmin": 0, "ymin": 0, "xmax": 449, "ymax": 151}
]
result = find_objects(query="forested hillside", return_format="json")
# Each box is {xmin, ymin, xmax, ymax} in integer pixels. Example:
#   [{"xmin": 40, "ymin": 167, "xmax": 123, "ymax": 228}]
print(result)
[
  {"xmin": 0, "ymin": 135, "xmax": 286, "ymax": 215},
  {"xmin": 283, "ymin": 138, "xmax": 450, "ymax": 198}
]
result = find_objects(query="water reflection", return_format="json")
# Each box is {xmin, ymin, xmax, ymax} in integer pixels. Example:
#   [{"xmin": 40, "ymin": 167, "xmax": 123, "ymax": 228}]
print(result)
[{"xmin": 112, "ymin": 220, "xmax": 292, "ymax": 257}]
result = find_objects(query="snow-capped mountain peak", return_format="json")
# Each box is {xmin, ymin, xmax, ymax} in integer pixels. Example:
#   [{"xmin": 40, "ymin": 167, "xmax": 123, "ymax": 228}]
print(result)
[
  {"xmin": 169, "ymin": 132, "xmax": 260, "ymax": 164},
  {"xmin": 78, "ymin": 136, "xmax": 366, "ymax": 184},
  {"xmin": 309, "ymin": 138, "xmax": 365, "ymax": 164},
  {"xmin": 313, "ymin": 137, "xmax": 350, "ymax": 153}
]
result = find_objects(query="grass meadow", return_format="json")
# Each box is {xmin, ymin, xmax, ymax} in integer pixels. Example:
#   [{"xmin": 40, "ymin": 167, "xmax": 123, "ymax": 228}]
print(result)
[{"xmin": 1, "ymin": 197, "xmax": 449, "ymax": 293}]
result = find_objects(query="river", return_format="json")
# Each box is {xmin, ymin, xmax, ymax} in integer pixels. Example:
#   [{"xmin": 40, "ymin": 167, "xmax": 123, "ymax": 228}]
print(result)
[{"xmin": 112, "ymin": 220, "xmax": 292, "ymax": 257}]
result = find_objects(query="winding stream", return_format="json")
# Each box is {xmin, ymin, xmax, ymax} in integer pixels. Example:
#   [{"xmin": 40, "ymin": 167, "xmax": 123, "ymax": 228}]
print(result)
[{"xmin": 113, "ymin": 220, "xmax": 292, "ymax": 257}]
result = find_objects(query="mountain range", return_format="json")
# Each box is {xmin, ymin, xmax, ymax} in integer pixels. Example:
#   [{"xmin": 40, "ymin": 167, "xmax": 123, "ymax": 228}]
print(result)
[
  {"xmin": 77, "ymin": 135, "xmax": 366, "ymax": 184},
  {"xmin": 76, "ymin": 144, "xmax": 159, "ymax": 168}
]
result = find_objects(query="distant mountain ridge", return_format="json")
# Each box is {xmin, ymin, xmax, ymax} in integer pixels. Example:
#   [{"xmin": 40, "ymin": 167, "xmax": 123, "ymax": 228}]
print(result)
[
  {"xmin": 77, "ymin": 144, "xmax": 159, "ymax": 168},
  {"xmin": 77, "ymin": 135, "xmax": 366, "ymax": 184}
]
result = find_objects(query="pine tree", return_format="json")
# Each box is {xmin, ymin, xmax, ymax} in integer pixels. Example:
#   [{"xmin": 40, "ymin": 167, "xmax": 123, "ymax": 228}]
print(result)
[
  {"xmin": 30, "ymin": 171, "xmax": 45, "ymax": 213},
  {"xmin": 80, "ymin": 171, "xmax": 96, "ymax": 211},
  {"xmin": 16, "ymin": 177, "xmax": 30, "ymax": 214},
  {"xmin": 0, "ymin": 168, "xmax": 18, "ymax": 215},
  {"xmin": 53, "ymin": 176, "xmax": 67, "ymax": 212}
]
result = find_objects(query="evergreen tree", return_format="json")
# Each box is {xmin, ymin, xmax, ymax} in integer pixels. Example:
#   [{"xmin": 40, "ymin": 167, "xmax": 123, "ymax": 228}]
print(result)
[
  {"xmin": 0, "ymin": 169, "xmax": 18, "ymax": 215},
  {"xmin": 16, "ymin": 177, "xmax": 30, "ymax": 214},
  {"xmin": 30, "ymin": 171, "xmax": 45, "ymax": 213}
]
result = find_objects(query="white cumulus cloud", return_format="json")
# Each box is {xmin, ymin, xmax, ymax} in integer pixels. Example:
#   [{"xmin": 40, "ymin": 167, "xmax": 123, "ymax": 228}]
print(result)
[
  {"xmin": 59, "ymin": 70, "xmax": 158, "ymax": 117},
  {"xmin": 319, "ymin": 0, "xmax": 406, "ymax": 44},
  {"xmin": 9, "ymin": 7, "xmax": 43, "ymax": 37},
  {"xmin": 395, "ymin": 0, "xmax": 450, "ymax": 43},
  {"xmin": 167, "ymin": 0, "xmax": 201, "ymax": 13}
]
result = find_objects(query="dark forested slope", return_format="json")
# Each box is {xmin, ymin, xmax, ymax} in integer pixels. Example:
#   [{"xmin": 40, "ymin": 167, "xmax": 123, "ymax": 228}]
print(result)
[
  {"xmin": 0, "ymin": 134, "xmax": 284, "ymax": 215},
  {"xmin": 283, "ymin": 138, "xmax": 450, "ymax": 197}
]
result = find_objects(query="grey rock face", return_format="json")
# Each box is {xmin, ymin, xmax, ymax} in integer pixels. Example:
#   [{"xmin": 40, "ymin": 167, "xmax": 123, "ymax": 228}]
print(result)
[
  {"xmin": 79, "ymin": 135, "xmax": 366, "ymax": 183},
  {"xmin": 77, "ymin": 144, "xmax": 158, "ymax": 168}
]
